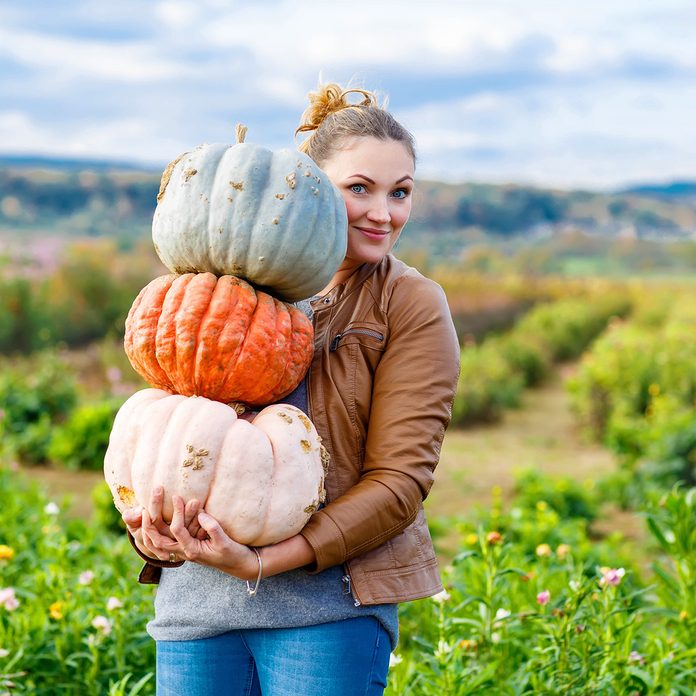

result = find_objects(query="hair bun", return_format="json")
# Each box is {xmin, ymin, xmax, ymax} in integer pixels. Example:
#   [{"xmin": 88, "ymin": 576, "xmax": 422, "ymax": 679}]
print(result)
[{"xmin": 296, "ymin": 83, "xmax": 379, "ymax": 136}]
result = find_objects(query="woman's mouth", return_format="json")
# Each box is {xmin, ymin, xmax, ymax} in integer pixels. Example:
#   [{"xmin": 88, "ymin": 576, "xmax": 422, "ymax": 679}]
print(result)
[{"xmin": 355, "ymin": 226, "xmax": 390, "ymax": 240}]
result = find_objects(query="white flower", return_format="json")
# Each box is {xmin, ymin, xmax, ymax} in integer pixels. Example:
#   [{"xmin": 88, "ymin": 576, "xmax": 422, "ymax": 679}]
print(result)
[
  {"xmin": 0, "ymin": 648, "xmax": 9, "ymax": 658},
  {"xmin": 91, "ymin": 615, "xmax": 112, "ymax": 635},
  {"xmin": 495, "ymin": 608, "xmax": 511, "ymax": 622},
  {"xmin": 432, "ymin": 589, "xmax": 450, "ymax": 604},
  {"xmin": 569, "ymin": 580, "xmax": 581, "ymax": 592},
  {"xmin": 435, "ymin": 639, "xmax": 452, "ymax": 659},
  {"xmin": 44, "ymin": 502, "xmax": 59, "ymax": 516},
  {"xmin": 79, "ymin": 570, "xmax": 95, "ymax": 585},
  {"xmin": 491, "ymin": 632, "xmax": 501, "ymax": 644},
  {"xmin": 107, "ymin": 597, "xmax": 123, "ymax": 611},
  {"xmin": 67, "ymin": 541, "xmax": 82, "ymax": 552},
  {"xmin": 389, "ymin": 652, "xmax": 403, "ymax": 667}
]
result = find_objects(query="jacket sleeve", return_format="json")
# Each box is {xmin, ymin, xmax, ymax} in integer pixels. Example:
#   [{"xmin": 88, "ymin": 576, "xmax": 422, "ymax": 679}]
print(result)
[{"xmin": 300, "ymin": 273, "xmax": 460, "ymax": 571}]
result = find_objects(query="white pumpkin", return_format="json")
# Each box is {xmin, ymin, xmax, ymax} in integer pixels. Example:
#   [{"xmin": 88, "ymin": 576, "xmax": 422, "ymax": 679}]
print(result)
[{"xmin": 104, "ymin": 389, "xmax": 327, "ymax": 547}]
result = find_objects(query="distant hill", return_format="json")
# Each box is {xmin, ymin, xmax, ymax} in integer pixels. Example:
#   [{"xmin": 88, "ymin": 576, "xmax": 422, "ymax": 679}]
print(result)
[
  {"xmin": 0, "ymin": 154, "xmax": 160, "ymax": 173},
  {"xmin": 620, "ymin": 181, "xmax": 696, "ymax": 199},
  {"xmin": 1, "ymin": 156, "xmax": 694, "ymax": 261}
]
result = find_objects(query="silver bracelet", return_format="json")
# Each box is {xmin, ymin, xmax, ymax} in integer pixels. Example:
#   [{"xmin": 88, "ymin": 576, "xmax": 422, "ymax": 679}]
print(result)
[{"xmin": 246, "ymin": 547, "xmax": 263, "ymax": 597}]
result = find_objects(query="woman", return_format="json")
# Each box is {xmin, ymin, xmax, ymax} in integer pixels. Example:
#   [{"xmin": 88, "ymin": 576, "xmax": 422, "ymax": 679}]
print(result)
[{"xmin": 124, "ymin": 83, "xmax": 460, "ymax": 696}]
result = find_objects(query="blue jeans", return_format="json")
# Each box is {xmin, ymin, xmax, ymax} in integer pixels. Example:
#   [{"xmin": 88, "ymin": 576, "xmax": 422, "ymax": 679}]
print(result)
[{"xmin": 156, "ymin": 617, "xmax": 391, "ymax": 696}]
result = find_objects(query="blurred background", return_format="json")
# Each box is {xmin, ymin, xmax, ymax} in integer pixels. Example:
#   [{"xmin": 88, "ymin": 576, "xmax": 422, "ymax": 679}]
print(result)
[{"xmin": 1, "ymin": 3, "xmax": 696, "ymax": 692}]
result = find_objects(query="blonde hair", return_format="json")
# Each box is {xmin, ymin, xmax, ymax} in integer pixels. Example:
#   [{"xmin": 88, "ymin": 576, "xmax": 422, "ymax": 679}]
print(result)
[{"xmin": 296, "ymin": 82, "xmax": 416, "ymax": 167}]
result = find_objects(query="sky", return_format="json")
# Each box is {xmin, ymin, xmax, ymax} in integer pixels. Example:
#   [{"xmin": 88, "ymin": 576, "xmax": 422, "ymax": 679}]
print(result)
[{"xmin": 1, "ymin": 0, "xmax": 694, "ymax": 190}]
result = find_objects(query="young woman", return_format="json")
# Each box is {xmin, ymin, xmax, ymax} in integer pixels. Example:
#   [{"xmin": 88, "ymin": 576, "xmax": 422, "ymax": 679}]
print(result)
[{"xmin": 123, "ymin": 82, "xmax": 460, "ymax": 696}]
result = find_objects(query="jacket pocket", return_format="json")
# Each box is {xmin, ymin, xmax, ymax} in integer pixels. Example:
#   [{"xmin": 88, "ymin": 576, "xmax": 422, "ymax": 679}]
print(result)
[{"xmin": 328, "ymin": 322, "xmax": 389, "ymax": 352}]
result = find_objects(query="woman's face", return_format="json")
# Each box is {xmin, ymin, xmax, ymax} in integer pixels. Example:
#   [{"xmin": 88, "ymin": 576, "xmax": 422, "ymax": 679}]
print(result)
[{"xmin": 321, "ymin": 136, "xmax": 415, "ymax": 271}]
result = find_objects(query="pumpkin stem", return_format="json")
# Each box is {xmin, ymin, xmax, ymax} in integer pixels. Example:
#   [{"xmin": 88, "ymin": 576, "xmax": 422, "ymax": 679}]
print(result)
[
  {"xmin": 235, "ymin": 123, "xmax": 248, "ymax": 144},
  {"xmin": 229, "ymin": 401, "xmax": 247, "ymax": 415}
]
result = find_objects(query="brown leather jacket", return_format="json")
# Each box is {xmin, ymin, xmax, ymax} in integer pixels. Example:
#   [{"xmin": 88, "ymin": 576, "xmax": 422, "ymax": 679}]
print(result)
[
  {"xmin": 135, "ymin": 255, "xmax": 460, "ymax": 600},
  {"xmin": 299, "ymin": 254, "xmax": 460, "ymax": 605}
]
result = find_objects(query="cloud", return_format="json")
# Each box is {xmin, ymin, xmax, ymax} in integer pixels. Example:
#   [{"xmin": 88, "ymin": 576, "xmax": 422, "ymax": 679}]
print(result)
[{"xmin": 0, "ymin": 0, "xmax": 694, "ymax": 187}]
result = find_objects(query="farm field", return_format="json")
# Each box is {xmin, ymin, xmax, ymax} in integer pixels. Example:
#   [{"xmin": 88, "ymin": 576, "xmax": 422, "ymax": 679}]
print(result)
[{"xmin": 1, "ymin": 243, "xmax": 695, "ymax": 694}]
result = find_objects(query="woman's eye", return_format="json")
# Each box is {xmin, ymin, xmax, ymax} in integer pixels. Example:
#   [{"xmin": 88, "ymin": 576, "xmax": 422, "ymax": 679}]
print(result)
[
  {"xmin": 350, "ymin": 184, "xmax": 366, "ymax": 194},
  {"xmin": 392, "ymin": 188, "xmax": 410, "ymax": 199}
]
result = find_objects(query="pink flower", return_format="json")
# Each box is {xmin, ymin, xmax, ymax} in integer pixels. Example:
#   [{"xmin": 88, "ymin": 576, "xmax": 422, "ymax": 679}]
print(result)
[
  {"xmin": 536, "ymin": 590, "xmax": 551, "ymax": 606},
  {"xmin": 599, "ymin": 567, "xmax": 625, "ymax": 587},
  {"xmin": 91, "ymin": 615, "xmax": 112, "ymax": 635},
  {"xmin": 107, "ymin": 597, "xmax": 123, "ymax": 611},
  {"xmin": 106, "ymin": 367, "xmax": 122, "ymax": 384},
  {"xmin": 79, "ymin": 570, "xmax": 95, "ymax": 585},
  {"xmin": 0, "ymin": 588, "xmax": 19, "ymax": 611},
  {"xmin": 629, "ymin": 650, "xmax": 645, "ymax": 665}
]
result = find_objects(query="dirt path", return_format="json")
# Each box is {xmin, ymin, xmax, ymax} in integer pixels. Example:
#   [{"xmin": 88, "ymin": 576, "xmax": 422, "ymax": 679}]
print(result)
[
  {"xmin": 427, "ymin": 366, "xmax": 614, "ymax": 520},
  {"xmin": 424, "ymin": 366, "xmax": 649, "ymax": 559}
]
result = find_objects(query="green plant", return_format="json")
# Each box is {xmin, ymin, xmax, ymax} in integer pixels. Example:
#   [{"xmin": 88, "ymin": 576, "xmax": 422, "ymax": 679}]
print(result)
[{"xmin": 48, "ymin": 399, "xmax": 123, "ymax": 471}]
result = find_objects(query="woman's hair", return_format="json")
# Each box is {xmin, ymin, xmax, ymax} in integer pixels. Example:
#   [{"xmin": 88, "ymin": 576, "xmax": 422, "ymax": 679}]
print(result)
[{"xmin": 296, "ymin": 82, "xmax": 416, "ymax": 167}]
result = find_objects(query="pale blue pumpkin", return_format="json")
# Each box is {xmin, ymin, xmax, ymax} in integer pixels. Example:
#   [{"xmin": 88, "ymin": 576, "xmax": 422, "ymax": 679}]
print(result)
[{"xmin": 152, "ymin": 128, "xmax": 347, "ymax": 302}]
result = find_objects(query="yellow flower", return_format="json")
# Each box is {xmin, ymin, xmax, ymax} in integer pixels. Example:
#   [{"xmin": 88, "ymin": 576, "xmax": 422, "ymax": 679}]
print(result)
[
  {"xmin": 648, "ymin": 383, "xmax": 661, "ymax": 397},
  {"xmin": 459, "ymin": 639, "xmax": 477, "ymax": 651},
  {"xmin": 679, "ymin": 610, "xmax": 688, "ymax": 622},
  {"xmin": 49, "ymin": 601, "xmax": 64, "ymax": 620},
  {"xmin": 0, "ymin": 545, "xmax": 14, "ymax": 561},
  {"xmin": 465, "ymin": 533, "xmax": 479, "ymax": 546},
  {"xmin": 556, "ymin": 544, "xmax": 571, "ymax": 560},
  {"xmin": 536, "ymin": 501, "xmax": 548, "ymax": 512},
  {"xmin": 536, "ymin": 543, "xmax": 552, "ymax": 558}
]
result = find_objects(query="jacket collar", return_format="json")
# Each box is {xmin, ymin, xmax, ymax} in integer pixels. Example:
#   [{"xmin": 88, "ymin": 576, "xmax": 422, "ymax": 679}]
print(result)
[{"xmin": 310, "ymin": 258, "xmax": 387, "ymax": 311}]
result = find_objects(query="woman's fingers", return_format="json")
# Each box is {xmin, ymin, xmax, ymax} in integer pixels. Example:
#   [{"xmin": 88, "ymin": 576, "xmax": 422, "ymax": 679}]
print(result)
[
  {"xmin": 184, "ymin": 498, "xmax": 202, "ymax": 538},
  {"xmin": 121, "ymin": 506, "xmax": 143, "ymax": 531}
]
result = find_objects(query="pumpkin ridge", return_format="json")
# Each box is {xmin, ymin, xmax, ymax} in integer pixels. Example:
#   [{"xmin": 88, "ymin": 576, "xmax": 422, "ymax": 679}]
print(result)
[
  {"xmin": 215, "ymin": 276, "xmax": 261, "ymax": 401},
  {"xmin": 252, "ymin": 303, "xmax": 309, "ymax": 404},
  {"xmin": 177, "ymin": 273, "xmax": 218, "ymax": 395},
  {"xmin": 126, "ymin": 276, "xmax": 176, "ymax": 390},
  {"xmin": 194, "ymin": 275, "xmax": 244, "ymax": 400},
  {"xmin": 257, "ymin": 306, "xmax": 313, "ymax": 404},
  {"xmin": 155, "ymin": 274, "xmax": 190, "ymax": 391},
  {"xmin": 224, "ymin": 291, "xmax": 280, "ymax": 404}
]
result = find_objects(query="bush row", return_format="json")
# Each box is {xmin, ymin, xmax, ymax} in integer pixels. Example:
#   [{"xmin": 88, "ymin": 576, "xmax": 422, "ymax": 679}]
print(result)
[
  {"xmin": 0, "ymin": 240, "xmax": 160, "ymax": 354},
  {"xmin": 451, "ymin": 292, "xmax": 632, "ymax": 425},
  {"xmin": 0, "ymin": 352, "xmax": 127, "ymax": 469},
  {"xmin": 568, "ymin": 298, "xmax": 696, "ymax": 498}
]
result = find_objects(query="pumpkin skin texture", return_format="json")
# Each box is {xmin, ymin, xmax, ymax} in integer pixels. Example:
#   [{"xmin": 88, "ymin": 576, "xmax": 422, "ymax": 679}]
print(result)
[
  {"xmin": 124, "ymin": 272, "xmax": 313, "ymax": 407},
  {"xmin": 152, "ymin": 142, "xmax": 348, "ymax": 302},
  {"xmin": 104, "ymin": 389, "xmax": 327, "ymax": 547}
]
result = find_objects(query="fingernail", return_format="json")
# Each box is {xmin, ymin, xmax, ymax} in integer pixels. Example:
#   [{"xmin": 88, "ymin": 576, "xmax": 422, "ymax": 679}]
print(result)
[{"xmin": 154, "ymin": 486, "xmax": 163, "ymax": 496}]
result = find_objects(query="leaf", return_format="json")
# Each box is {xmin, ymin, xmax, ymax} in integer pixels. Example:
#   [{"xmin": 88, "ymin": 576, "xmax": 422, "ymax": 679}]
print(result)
[
  {"xmin": 627, "ymin": 666, "xmax": 654, "ymax": 689},
  {"xmin": 651, "ymin": 562, "xmax": 680, "ymax": 593},
  {"xmin": 646, "ymin": 516, "xmax": 673, "ymax": 552}
]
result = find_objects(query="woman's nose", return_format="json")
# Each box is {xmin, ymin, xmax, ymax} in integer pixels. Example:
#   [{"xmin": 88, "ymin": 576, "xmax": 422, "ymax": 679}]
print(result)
[{"xmin": 366, "ymin": 198, "xmax": 390, "ymax": 224}]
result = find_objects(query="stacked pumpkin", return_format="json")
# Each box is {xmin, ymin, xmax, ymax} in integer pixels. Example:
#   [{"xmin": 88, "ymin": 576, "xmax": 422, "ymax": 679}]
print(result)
[{"xmin": 104, "ymin": 126, "xmax": 348, "ymax": 546}]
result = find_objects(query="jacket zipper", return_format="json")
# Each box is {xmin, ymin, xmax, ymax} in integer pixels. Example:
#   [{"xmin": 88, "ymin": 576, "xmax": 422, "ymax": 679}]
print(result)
[
  {"xmin": 342, "ymin": 570, "xmax": 361, "ymax": 607},
  {"xmin": 330, "ymin": 328, "xmax": 385, "ymax": 352}
]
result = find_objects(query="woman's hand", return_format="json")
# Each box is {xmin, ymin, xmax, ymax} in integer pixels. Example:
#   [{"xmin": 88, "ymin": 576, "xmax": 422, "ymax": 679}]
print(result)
[
  {"xmin": 122, "ymin": 487, "xmax": 206, "ymax": 562},
  {"xmin": 141, "ymin": 495, "xmax": 260, "ymax": 580}
]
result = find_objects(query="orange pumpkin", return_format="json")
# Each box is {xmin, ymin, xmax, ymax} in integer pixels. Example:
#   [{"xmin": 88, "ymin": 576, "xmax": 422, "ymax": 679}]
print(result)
[{"xmin": 124, "ymin": 272, "xmax": 313, "ymax": 406}]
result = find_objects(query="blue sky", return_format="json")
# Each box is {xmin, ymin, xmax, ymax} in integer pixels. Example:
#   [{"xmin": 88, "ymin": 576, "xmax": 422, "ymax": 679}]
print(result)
[{"xmin": 1, "ymin": 0, "xmax": 694, "ymax": 189}]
